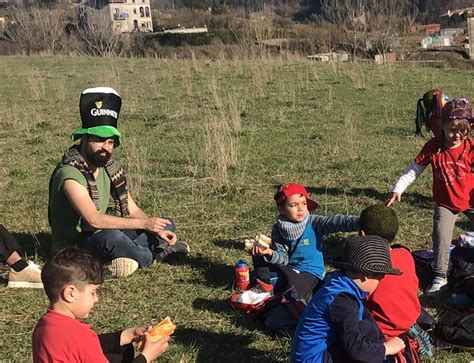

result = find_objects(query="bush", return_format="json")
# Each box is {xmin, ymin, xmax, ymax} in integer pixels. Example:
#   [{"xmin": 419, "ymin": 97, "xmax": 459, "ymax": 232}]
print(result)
[{"xmin": 144, "ymin": 31, "xmax": 211, "ymax": 47}]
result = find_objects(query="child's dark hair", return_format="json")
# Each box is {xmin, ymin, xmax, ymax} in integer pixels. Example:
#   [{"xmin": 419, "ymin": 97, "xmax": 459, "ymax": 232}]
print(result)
[
  {"xmin": 441, "ymin": 98, "xmax": 473, "ymax": 136},
  {"xmin": 41, "ymin": 247, "xmax": 104, "ymax": 303},
  {"xmin": 359, "ymin": 204, "xmax": 399, "ymax": 242},
  {"xmin": 415, "ymin": 89, "xmax": 444, "ymax": 136}
]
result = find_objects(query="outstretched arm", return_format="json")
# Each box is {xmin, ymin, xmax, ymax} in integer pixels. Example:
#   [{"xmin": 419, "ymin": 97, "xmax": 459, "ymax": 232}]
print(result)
[
  {"xmin": 387, "ymin": 162, "xmax": 426, "ymax": 207},
  {"xmin": 311, "ymin": 215, "xmax": 359, "ymax": 236}
]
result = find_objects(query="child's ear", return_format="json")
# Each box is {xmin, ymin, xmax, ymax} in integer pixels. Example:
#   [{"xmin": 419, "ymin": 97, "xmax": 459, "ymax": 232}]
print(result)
[
  {"xmin": 277, "ymin": 204, "xmax": 285, "ymax": 214},
  {"xmin": 62, "ymin": 285, "xmax": 78, "ymax": 303}
]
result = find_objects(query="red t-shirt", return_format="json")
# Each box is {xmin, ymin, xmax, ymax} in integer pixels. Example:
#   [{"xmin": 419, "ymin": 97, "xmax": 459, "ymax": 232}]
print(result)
[
  {"xmin": 415, "ymin": 137, "xmax": 474, "ymax": 212},
  {"xmin": 365, "ymin": 247, "xmax": 421, "ymax": 339},
  {"xmin": 32, "ymin": 309, "xmax": 108, "ymax": 363}
]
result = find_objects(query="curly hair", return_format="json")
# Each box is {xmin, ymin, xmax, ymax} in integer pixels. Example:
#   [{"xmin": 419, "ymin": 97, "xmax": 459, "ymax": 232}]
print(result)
[{"xmin": 359, "ymin": 204, "xmax": 399, "ymax": 242}]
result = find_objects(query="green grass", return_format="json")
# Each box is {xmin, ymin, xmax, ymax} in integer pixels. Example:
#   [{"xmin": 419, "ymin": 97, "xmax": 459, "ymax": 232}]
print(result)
[{"xmin": 0, "ymin": 55, "xmax": 473, "ymax": 362}]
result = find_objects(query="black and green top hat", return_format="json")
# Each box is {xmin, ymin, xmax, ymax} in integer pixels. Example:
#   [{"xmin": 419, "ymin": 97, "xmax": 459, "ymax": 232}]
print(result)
[{"xmin": 71, "ymin": 87, "xmax": 122, "ymax": 146}]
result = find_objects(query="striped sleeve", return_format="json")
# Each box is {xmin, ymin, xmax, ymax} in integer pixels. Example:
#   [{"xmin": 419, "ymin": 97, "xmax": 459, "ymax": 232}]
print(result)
[
  {"xmin": 264, "ymin": 226, "xmax": 289, "ymax": 266},
  {"xmin": 311, "ymin": 214, "xmax": 359, "ymax": 235}
]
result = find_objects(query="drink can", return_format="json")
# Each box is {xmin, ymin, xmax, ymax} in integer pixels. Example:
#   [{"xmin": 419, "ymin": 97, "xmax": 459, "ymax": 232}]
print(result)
[{"xmin": 235, "ymin": 260, "xmax": 250, "ymax": 291}]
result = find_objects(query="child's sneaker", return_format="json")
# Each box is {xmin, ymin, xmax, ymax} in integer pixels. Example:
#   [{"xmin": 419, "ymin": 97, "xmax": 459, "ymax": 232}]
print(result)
[
  {"xmin": 426, "ymin": 276, "xmax": 448, "ymax": 297},
  {"xmin": 104, "ymin": 257, "xmax": 139, "ymax": 277},
  {"xmin": 408, "ymin": 323, "xmax": 434, "ymax": 357},
  {"xmin": 7, "ymin": 261, "xmax": 43, "ymax": 288},
  {"xmin": 232, "ymin": 279, "xmax": 274, "ymax": 306},
  {"xmin": 155, "ymin": 241, "xmax": 190, "ymax": 262}
]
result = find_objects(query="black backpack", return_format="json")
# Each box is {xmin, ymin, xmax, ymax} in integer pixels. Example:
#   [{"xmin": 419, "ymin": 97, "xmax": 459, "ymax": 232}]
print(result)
[
  {"xmin": 433, "ymin": 305, "xmax": 474, "ymax": 349},
  {"xmin": 448, "ymin": 245, "xmax": 474, "ymax": 298},
  {"xmin": 253, "ymin": 286, "xmax": 306, "ymax": 334}
]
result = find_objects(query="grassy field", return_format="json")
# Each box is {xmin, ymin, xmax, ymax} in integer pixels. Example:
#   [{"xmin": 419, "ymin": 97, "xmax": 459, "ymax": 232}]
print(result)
[{"xmin": 0, "ymin": 55, "xmax": 473, "ymax": 362}]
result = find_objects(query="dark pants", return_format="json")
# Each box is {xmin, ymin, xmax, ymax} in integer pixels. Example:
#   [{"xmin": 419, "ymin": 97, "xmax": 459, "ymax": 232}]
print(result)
[
  {"xmin": 77, "ymin": 220, "xmax": 176, "ymax": 268},
  {"xmin": 99, "ymin": 332, "xmax": 136, "ymax": 363},
  {"xmin": 253, "ymin": 255, "xmax": 323, "ymax": 302},
  {"xmin": 0, "ymin": 224, "xmax": 21, "ymax": 264}
]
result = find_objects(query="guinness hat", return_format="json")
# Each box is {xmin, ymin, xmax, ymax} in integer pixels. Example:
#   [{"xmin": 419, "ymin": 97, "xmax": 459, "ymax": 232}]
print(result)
[{"xmin": 71, "ymin": 87, "xmax": 122, "ymax": 146}]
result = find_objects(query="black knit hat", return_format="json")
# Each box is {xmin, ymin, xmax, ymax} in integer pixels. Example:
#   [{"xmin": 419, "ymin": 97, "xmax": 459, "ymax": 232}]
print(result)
[
  {"xmin": 333, "ymin": 235, "xmax": 401, "ymax": 276},
  {"xmin": 71, "ymin": 87, "xmax": 122, "ymax": 146}
]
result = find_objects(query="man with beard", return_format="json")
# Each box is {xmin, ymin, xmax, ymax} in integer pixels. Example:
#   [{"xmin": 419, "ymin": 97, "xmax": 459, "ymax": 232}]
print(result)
[{"xmin": 48, "ymin": 87, "xmax": 189, "ymax": 277}]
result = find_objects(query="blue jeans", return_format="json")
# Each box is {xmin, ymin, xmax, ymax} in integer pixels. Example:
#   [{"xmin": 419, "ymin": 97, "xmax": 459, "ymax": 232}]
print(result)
[{"xmin": 77, "ymin": 220, "xmax": 176, "ymax": 268}]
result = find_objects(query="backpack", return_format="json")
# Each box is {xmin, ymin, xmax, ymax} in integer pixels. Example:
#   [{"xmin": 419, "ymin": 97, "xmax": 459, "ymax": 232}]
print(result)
[
  {"xmin": 412, "ymin": 249, "xmax": 434, "ymax": 291},
  {"xmin": 448, "ymin": 245, "xmax": 474, "ymax": 298},
  {"xmin": 433, "ymin": 306, "xmax": 474, "ymax": 349},
  {"xmin": 252, "ymin": 286, "xmax": 306, "ymax": 334}
]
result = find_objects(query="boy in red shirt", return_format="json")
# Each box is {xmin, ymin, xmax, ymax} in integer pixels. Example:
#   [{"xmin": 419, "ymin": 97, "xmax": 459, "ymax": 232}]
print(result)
[
  {"xmin": 33, "ymin": 247, "xmax": 169, "ymax": 363},
  {"xmin": 360, "ymin": 205, "xmax": 420, "ymax": 339}
]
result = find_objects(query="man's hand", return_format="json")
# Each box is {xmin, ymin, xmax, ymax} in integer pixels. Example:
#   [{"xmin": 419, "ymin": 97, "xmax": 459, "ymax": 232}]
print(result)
[
  {"xmin": 157, "ymin": 230, "xmax": 177, "ymax": 246},
  {"xmin": 143, "ymin": 217, "xmax": 171, "ymax": 234},
  {"xmin": 386, "ymin": 192, "xmax": 401, "ymax": 207},
  {"xmin": 252, "ymin": 245, "xmax": 273, "ymax": 257}
]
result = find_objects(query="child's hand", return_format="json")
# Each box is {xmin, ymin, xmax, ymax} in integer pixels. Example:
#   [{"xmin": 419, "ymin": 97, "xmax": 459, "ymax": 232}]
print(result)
[
  {"xmin": 384, "ymin": 336, "xmax": 405, "ymax": 355},
  {"xmin": 120, "ymin": 326, "xmax": 149, "ymax": 345},
  {"xmin": 386, "ymin": 192, "xmax": 401, "ymax": 207},
  {"xmin": 132, "ymin": 326, "xmax": 148, "ymax": 341},
  {"xmin": 141, "ymin": 332, "xmax": 170, "ymax": 362},
  {"xmin": 252, "ymin": 245, "xmax": 273, "ymax": 257}
]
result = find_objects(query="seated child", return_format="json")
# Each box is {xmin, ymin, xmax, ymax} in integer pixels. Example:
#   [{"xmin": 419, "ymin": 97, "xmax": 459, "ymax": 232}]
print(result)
[
  {"xmin": 32, "ymin": 247, "xmax": 169, "ymax": 363},
  {"xmin": 291, "ymin": 235, "xmax": 405, "ymax": 363},
  {"xmin": 361, "ymin": 205, "xmax": 421, "ymax": 339},
  {"xmin": 233, "ymin": 183, "xmax": 359, "ymax": 305}
]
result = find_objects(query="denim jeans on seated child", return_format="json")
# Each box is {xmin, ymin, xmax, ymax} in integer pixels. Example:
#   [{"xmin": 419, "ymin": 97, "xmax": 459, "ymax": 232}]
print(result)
[{"xmin": 77, "ymin": 220, "xmax": 176, "ymax": 268}]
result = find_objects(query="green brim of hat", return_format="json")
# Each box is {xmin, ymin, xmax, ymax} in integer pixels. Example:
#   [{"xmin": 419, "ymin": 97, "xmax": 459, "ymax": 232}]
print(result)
[{"xmin": 71, "ymin": 126, "xmax": 122, "ymax": 144}]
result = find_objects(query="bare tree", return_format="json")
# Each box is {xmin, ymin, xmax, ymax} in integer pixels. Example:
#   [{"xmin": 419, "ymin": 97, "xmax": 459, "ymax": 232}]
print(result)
[
  {"xmin": 76, "ymin": 7, "xmax": 130, "ymax": 57},
  {"xmin": 5, "ymin": 7, "xmax": 68, "ymax": 55},
  {"xmin": 367, "ymin": 0, "xmax": 415, "ymax": 57},
  {"xmin": 321, "ymin": 0, "xmax": 369, "ymax": 59},
  {"xmin": 321, "ymin": 0, "xmax": 416, "ymax": 59}
]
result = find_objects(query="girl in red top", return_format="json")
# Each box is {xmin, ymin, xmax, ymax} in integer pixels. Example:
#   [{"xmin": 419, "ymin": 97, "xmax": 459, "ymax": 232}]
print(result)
[
  {"xmin": 389, "ymin": 97, "xmax": 474, "ymax": 296},
  {"xmin": 415, "ymin": 89, "xmax": 449, "ymax": 138}
]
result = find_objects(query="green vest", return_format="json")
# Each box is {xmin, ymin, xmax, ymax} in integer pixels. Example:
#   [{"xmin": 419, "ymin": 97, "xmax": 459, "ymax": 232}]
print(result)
[{"xmin": 49, "ymin": 165, "xmax": 110, "ymax": 251}]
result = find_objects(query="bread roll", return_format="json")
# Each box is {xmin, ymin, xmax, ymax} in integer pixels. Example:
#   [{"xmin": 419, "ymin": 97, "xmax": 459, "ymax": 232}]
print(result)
[
  {"xmin": 148, "ymin": 316, "xmax": 176, "ymax": 342},
  {"xmin": 138, "ymin": 316, "xmax": 176, "ymax": 351},
  {"xmin": 256, "ymin": 234, "xmax": 271, "ymax": 249}
]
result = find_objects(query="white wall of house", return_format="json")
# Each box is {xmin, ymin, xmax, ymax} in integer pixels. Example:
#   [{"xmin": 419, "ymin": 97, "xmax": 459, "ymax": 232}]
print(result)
[{"xmin": 107, "ymin": 0, "xmax": 153, "ymax": 33}]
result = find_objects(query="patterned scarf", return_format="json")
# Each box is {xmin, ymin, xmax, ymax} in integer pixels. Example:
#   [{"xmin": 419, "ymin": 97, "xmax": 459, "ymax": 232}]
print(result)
[
  {"xmin": 276, "ymin": 212, "xmax": 309, "ymax": 241},
  {"xmin": 48, "ymin": 145, "xmax": 129, "ymax": 227}
]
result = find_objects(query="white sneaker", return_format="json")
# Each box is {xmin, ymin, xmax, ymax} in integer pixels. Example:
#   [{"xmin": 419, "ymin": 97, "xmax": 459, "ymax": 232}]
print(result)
[
  {"xmin": 7, "ymin": 261, "xmax": 43, "ymax": 288},
  {"xmin": 426, "ymin": 277, "xmax": 447, "ymax": 296},
  {"xmin": 104, "ymin": 258, "xmax": 139, "ymax": 277}
]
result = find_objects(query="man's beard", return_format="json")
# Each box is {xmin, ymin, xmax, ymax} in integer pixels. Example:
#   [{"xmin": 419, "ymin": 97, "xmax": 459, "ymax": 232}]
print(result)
[{"xmin": 85, "ymin": 149, "xmax": 111, "ymax": 167}]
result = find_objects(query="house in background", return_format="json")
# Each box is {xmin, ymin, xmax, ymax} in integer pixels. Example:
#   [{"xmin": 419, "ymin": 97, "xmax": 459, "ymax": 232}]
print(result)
[
  {"xmin": 82, "ymin": 0, "xmax": 153, "ymax": 33},
  {"xmin": 409, "ymin": 23, "xmax": 441, "ymax": 35},
  {"xmin": 440, "ymin": 7, "xmax": 474, "ymax": 28}
]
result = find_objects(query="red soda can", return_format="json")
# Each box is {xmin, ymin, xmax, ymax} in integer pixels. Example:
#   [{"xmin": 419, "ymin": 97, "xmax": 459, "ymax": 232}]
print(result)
[{"xmin": 235, "ymin": 260, "xmax": 250, "ymax": 291}]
